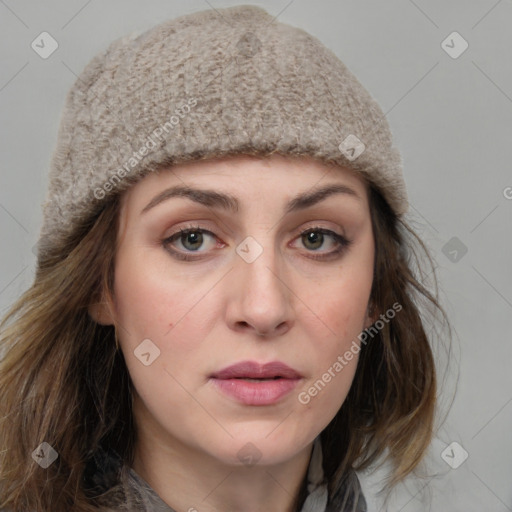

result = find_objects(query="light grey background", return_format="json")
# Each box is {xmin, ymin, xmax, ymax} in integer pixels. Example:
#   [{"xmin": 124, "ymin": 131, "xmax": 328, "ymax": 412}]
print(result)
[{"xmin": 1, "ymin": 1, "xmax": 511, "ymax": 510}]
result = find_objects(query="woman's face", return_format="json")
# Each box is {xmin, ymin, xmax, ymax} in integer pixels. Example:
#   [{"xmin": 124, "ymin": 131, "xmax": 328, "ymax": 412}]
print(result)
[{"xmin": 96, "ymin": 154, "xmax": 375, "ymax": 466}]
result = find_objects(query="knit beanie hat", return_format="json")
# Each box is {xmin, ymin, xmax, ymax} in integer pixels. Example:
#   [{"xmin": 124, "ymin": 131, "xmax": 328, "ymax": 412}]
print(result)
[{"xmin": 36, "ymin": 4, "xmax": 407, "ymax": 262}]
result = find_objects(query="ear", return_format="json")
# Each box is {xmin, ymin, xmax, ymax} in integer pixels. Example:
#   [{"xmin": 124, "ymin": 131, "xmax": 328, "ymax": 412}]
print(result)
[{"xmin": 88, "ymin": 293, "xmax": 116, "ymax": 326}]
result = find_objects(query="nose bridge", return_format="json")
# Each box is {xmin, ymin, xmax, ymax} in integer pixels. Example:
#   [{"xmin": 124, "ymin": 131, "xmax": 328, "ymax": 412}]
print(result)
[
  {"xmin": 240, "ymin": 234, "xmax": 282, "ymax": 289},
  {"xmin": 229, "ymin": 231, "xmax": 293, "ymax": 336}
]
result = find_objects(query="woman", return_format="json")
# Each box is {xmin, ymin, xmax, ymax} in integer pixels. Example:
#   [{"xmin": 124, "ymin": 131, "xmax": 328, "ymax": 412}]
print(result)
[{"xmin": 0, "ymin": 5, "xmax": 449, "ymax": 511}]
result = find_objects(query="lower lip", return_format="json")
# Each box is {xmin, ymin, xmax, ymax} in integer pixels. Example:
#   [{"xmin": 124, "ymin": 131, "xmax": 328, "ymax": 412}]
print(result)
[{"xmin": 211, "ymin": 378, "xmax": 300, "ymax": 405}]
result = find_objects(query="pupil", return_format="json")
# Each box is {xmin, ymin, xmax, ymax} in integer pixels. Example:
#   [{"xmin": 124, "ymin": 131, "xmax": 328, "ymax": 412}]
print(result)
[
  {"xmin": 305, "ymin": 231, "xmax": 322, "ymax": 249},
  {"xmin": 184, "ymin": 231, "xmax": 202, "ymax": 250}
]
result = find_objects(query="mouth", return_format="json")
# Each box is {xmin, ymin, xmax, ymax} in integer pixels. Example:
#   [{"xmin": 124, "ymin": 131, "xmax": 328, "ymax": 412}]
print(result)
[
  {"xmin": 210, "ymin": 360, "xmax": 303, "ymax": 380},
  {"xmin": 232, "ymin": 377, "xmax": 283, "ymax": 381},
  {"xmin": 209, "ymin": 360, "xmax": 303, "ymax": 406}
]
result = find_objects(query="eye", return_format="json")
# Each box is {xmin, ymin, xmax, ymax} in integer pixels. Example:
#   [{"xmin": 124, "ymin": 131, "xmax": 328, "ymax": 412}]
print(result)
[
  {"xmin": 293, "ymin": 227, "xmax": 352, "ymax": 261},
  {"xmin": 162, "ymin": 225, "xmax": 219, "ymax": 260},
  {"xmin": 162, "ymin": 225, "xmax": 352, "ymax": 262}
]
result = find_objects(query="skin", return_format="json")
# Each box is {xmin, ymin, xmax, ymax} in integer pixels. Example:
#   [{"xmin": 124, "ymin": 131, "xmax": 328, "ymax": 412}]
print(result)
[{"xmin": 89, "ymin": 154, "xmax": 376, "ymax": 512}]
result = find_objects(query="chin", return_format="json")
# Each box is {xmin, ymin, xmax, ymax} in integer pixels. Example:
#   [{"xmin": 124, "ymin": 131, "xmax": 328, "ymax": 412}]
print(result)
[{"xmin": 200, "ymin": 427, "xmax": 313, "ymax": 468}]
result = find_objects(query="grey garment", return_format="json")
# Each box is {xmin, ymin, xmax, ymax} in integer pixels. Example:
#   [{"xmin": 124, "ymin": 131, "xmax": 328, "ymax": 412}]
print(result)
[{"xmin": 86, "ymin": 437, "xmax": 367, "ymax": 512}]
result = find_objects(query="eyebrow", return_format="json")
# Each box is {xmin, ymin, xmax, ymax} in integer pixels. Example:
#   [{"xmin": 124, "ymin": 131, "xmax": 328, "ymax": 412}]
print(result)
[{"xmin": 140, "ymin": 183, "xmax": 361, "ymax": 216}]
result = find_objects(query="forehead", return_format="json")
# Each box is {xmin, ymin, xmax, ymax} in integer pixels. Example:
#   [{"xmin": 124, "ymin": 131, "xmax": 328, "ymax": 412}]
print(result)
[
  {"xmin": 121, "ymin": 154, "xmax": 368, "ymax": 206},
  {"xmin": 116, "ymin": 154, "xmax": 370, "ymax": 240}
]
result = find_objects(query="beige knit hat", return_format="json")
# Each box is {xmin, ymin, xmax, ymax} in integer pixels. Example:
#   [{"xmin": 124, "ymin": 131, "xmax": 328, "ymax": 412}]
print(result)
[{"xmin": 37, "ymin": 4, "xmax": 407, "ymax": 261}]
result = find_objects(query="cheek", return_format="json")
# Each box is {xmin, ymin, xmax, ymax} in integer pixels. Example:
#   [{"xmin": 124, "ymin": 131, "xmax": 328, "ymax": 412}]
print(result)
[
  {"xmin": 114, "ymin": 248, "xmax": 188, "ymax": 337},
  {"xmin": 113, "ymin": 260, "xmax": 169, "ymax": 338},
  {"xmin": 111, "ymin": 250, "xmax": 209, "ymax": 417},
  {"xmin": 112, "ymin": 247, "xmax": 220, "ymax": 371},
  {"xmin": 294, "ymin": 255, "xmax": 373, "ymax": 416},
  {"xmin": 305, "ymin": 287, "xmax": 367, "ymax": 389},
  {"xmin": 296, "ymin": 288, "xmax": 368, "ymax": 425},
  {"xmin": 306, "ymin": 267, "xmax": 373, "ymax": 349}
]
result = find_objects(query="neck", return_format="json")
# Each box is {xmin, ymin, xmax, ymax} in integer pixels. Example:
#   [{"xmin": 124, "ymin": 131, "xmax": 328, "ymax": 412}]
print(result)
[
  {"xmin": 130, "ymin": 407, "xmax": 314, "ymax": 512},
  {"xmin": 132, "ymin": 438, "xmax": 312, "ymax": 512}
]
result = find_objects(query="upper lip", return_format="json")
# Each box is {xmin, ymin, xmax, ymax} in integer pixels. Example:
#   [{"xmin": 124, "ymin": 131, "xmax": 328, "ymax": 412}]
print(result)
[{"xmin": 210, "ymin": 360, "xmax": 302, "ymax": 379}]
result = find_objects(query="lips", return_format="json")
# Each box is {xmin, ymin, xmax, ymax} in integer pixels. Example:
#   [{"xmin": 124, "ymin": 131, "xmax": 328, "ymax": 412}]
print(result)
[
  {"xmin": 210, "ymin": 360, "xmax": 302, "ymax": 380},
  {"xmin": 209, "ymin": 360, "xmax": 302, "ymax": 406}
]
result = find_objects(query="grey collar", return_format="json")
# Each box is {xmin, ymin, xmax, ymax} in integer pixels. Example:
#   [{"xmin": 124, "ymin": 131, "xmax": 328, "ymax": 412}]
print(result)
[{"xmin": 300, "ymin": 436, "xmax": 329, "ymax": 511}]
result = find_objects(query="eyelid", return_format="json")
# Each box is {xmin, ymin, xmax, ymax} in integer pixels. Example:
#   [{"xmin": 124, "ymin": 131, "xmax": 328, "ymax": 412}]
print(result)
[
  {"xmin": 161, "ymin": 222, "xmax": 352, "ymax": 261},
  {"xmin": 163, "ymin": 225, "xmax": 219, "ymax": 250}
]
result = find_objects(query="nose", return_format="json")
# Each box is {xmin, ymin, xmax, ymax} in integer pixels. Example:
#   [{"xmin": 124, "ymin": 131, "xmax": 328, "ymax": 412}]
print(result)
[{"xmin": 225, "ymin": 239, "xmax": 295, "ymax": 338}]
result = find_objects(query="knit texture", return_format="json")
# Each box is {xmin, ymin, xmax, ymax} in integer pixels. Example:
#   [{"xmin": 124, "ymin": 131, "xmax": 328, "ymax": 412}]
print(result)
[{"xmin": 37, "ymin": 4, "xmax": 407, "ymax": 260}]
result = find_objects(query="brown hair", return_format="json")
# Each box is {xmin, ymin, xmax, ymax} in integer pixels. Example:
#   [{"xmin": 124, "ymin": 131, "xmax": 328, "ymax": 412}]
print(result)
[
  {"xmin": 0, "ymin": 176, "xmax": 451, "ymax": 511},
  {"xmin": 322, "ymin": 183, "xmax": 450, "ymax": 499}
]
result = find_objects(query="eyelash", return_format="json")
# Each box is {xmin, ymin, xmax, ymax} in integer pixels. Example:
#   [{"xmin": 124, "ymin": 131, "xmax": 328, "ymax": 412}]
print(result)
[{"xmin": 162, "ymin": 225, "xmax": 352, "ymax": 262}]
